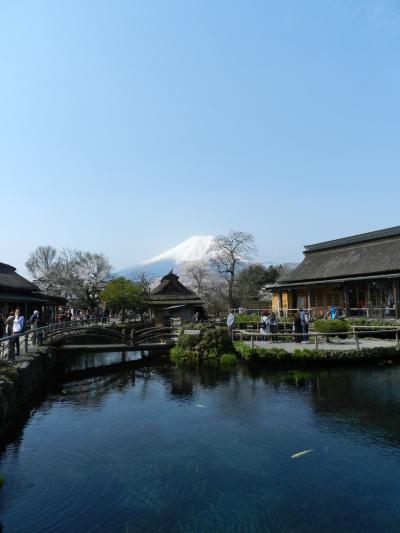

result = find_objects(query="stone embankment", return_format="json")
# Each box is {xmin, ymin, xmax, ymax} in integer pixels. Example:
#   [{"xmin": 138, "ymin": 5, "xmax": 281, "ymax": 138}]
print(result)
[{"xmin": 0, "ymin": 348, "xmax": 56, "ymax": 433}]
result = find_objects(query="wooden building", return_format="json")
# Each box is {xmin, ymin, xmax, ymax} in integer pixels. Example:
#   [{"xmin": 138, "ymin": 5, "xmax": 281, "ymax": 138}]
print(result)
[
  {"xmin": 0, "ymin": 262, "xmax": 65, "ymax": 322},
  {"xmin": 147, "ymin": 271, "xmax": 204, "ymax": 326},
  {"xmin": 271, "ymin": 226, "xmax": 400, "ymax": 319}
]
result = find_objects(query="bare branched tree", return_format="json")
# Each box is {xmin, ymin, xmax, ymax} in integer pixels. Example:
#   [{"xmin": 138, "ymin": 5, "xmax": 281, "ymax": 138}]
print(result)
[
  {"xmin": 133, "ymin": 271, "xmax": 154, "ymax": 298},
  {"xmin": 180, "ymin": 261, "xmax": 211, "ymax": 298},
  {"xmin": 25, "ymin": 246, "xmax": 112, "ymax": 308},
  {"xmin": 26, "ymin": 246, "xmax": 57, "ymax": 286},
  {"xmin": 208, "ymin": 231, "xmax": 257, "ymax": 308}
]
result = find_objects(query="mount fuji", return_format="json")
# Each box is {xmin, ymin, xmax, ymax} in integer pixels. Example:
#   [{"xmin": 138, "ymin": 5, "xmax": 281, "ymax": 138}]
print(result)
[{"xmin": 116, "ymin": 235, "xmax": 215, "ymax": 279}]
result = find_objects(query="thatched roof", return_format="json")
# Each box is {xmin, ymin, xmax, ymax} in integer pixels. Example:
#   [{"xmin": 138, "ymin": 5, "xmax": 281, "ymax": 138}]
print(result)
[
  {"xmin": 148, "ymin": 271, "xmax": 203, "ymax": 304},
  {"xmin": 0, "ymin": 262, "xmax": 38, "ymax": 293},
  {"xmin": 280, "ymin": 227, "xmax": 400, "ymax": 285}
]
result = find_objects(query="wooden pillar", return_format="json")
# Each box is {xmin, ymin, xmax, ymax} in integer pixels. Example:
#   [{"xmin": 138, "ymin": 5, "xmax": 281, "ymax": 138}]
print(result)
[
  {"xmin": 307, "ymin": 289, "xmax": 311, "ymax": 311},
  {"xmin": 278, "ymin": 291, "xmax": 283, "ymax": 318},
  {"xmin": 343, "ymin": 284, "xmax": 350, "ymax": 318},
  {"xmin": 393, "ymin": 280, "xmax": 399, "ymax": 319}
]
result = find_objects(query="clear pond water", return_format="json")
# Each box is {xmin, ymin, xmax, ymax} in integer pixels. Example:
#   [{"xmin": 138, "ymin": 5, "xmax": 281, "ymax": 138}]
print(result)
[{"xmin": 1, "ymin": 353, "xmax": 400, "ymax": 532}]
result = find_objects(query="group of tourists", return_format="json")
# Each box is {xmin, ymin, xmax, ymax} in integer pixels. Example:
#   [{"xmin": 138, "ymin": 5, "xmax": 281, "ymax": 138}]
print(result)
[
  {"xmin": 258, "ymin": 312, "xmax": 280, "ymax": 342},
  {"xmin": 292, "ymin": 308, "xmax": 310, "ymax": 343},
  {"xmin": 0, "ymin": 309, "xmax": 42, "ymax": 356}
]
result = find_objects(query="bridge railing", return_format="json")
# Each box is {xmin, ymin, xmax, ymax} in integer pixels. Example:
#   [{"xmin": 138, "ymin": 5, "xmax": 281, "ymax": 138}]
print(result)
[{"xmin": 0, "ymin": 316, "xmax": 119, "ymax": 361}]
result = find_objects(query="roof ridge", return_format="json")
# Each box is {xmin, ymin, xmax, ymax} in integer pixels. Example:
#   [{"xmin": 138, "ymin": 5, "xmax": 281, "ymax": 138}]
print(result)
[{"xmin": 304, "ymin": 225, "xmax": 400, "ymax": 253}]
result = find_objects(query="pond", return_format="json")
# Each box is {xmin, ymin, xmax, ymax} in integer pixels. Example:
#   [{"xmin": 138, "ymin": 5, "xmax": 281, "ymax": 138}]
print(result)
[{"xmin": 1, "ymin": 353, "xmax": 400, "ymax": 532}]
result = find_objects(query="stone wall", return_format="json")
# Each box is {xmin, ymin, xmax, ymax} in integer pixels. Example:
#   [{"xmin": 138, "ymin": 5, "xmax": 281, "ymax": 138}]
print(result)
[{"xmin": 0, "ymin": 349, "xmax": 56, "ymax": 434}]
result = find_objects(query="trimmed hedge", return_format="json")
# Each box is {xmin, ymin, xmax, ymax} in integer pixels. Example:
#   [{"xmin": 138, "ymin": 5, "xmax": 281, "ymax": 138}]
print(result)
[
  {"xmin": 313, "ymin": 319, "xmax": 350, "ymax": 334},
  {"xmin": 233, "ymin": 341, "xmax": 400, "ymax": 363}
]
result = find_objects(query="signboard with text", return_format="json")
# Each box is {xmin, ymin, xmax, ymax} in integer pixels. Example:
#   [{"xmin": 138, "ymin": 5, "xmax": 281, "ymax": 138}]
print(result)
[{"xmin": 184, "ymin": 329, "xmax": 201, "ymax": 336}]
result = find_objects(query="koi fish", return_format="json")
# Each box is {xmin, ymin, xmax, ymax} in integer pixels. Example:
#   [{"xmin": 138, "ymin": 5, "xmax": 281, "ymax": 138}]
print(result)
[
  {"xmin": 291, "ymin": 449, "xmax": 313, "ymax": 459},
  {"xmin": 196, "ymin": 404, "xmax": 207, "ymax": 408}
]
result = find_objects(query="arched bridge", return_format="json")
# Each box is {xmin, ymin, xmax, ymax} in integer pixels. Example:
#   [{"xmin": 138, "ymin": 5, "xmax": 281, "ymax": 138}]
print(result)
[{"xmin": 0, "ymin": 320, "xmax": 178, "ymax": 360}]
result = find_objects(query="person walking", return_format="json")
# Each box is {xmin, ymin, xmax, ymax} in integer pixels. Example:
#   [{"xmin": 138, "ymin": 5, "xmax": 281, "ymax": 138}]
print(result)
[{"xmin": 12, "ymin": 309, "xmax": 25, "ymax": 356}]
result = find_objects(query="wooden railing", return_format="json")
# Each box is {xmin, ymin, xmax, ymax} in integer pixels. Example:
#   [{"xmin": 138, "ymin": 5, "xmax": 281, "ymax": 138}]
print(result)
[{"xmin": 234, "ymin": 328, "xmax": 400, "ymax": 351}]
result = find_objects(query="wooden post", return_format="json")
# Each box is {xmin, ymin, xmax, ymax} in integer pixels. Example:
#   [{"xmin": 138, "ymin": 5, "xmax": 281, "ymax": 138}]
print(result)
[
  {"xmin": 24, "ymin": 333, "xmax": 29, "ymax": 353},
  {"xmin": 396, "ymin": 330, "xmax": 399, "ymax": 348},
  {"xmin": 251, "ymin": 335, "xmax": 255, "ymax": 349},
  {"xmin": 8, "ymin": 339, "xmax": 15, "ymax": 360},
  {"xmin": 393, "ymin": 280, "xmax": 400, "ymax": 319},
  {"xmin": 315, "ymin": 334, "xmax": 319, "ymax": 350},
  {"xmin": 355, "ymin": 332, "xmax": 360, "ymax": 351}
]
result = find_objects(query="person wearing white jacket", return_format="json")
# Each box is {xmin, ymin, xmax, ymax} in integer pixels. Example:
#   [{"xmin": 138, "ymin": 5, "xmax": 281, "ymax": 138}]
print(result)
[{"xmin": 12, "ymin": 308, "xmax": 25, "ymax": 356}]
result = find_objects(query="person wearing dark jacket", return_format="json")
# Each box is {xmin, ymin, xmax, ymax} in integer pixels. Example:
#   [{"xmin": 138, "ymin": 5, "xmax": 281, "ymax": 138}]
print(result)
[
  {"xmin": 293, "ymin": 314, "xmax": 302, "ymax": 343},
  {"xmin": 0, "ymin": 314, "xmax": 5, "ymax": 338}
]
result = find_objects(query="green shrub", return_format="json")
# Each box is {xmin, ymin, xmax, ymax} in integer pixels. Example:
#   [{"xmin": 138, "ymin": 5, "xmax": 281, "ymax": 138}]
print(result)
[
  {"xmin": 169, "ymin": 345, "xmax": 187, "ymax": 361},
  {"xmin": 170, "ymin": 325, "xmax": 234, "ymax": 361},
  {"xmin": 220, "ymin": 353, "xmax": 238, "ymax": 365},
  {"xmin": 314, "ymin": 319, "xmax": 350, "ymax": 334}
]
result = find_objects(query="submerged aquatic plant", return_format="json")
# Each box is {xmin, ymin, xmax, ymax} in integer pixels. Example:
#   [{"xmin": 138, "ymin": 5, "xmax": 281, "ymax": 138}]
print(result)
[{"xmin": 220, "ymin": 353, "xmax": 238, "ymax": 366}]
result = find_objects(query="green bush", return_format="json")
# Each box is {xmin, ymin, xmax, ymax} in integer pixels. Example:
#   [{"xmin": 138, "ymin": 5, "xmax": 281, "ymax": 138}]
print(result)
[
  {"xmin": 169, "ymin": 345, "xmax": 187, "ymax": 361},
  {"xmin": 220, "ymin": 353, "xmax": 238, "ymax": 365},
  {"xmin": 350, "ymin": 318, "xmax": 400, "ymax": 327},
  {"xmin": 314, "ymin": 319, "xmax": 350, "ymax": 334},
  {"xmin": 170, "ymin": 325, "xmax": 234, "ymax": 361}
]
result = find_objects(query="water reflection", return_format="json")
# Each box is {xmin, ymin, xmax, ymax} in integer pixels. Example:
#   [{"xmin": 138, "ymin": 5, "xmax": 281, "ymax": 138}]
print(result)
[{"xmin": 1, "ymin": 358, "xmax": 400, "ymax": 532}]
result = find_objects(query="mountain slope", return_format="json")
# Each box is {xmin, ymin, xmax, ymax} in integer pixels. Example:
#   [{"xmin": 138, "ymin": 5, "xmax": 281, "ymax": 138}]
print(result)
[{"xmin": 116, "ymin": 235, "xmax": 215, "ymax": 278}]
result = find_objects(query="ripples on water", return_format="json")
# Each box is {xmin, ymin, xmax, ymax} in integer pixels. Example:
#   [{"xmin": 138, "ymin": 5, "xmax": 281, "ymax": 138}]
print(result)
[{"xmin": 1, "ymin": 353, "xmax": 400, "ymax": 532}]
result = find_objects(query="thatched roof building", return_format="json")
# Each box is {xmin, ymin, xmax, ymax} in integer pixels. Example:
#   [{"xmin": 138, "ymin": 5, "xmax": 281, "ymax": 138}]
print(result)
[
  {"xmin": 147, "ymin": 271, "xmax": 204, "ymax": 324},
  {"xmin": 0, "ymin": 262, "xmax": 65, "ymax": 320},
  {"xmin": 272, "ymin": 226, "xmax": 400, "ymax": 319}
]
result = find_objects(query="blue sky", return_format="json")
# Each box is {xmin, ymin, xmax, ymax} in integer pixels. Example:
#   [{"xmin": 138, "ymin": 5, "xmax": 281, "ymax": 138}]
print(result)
[{"xmin": 1, "ymin": 0, "xmax": 400, "ymax": 274}]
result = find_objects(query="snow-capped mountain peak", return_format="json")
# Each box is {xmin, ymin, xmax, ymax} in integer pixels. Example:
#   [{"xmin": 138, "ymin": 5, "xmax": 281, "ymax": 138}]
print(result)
[
  {"xmin": 139, "ymin": 235, "xmax": 215, "ymax": 266},
  {"xmin": 115, "ymin": 235, "xmax": 215, "ymax": 278}
]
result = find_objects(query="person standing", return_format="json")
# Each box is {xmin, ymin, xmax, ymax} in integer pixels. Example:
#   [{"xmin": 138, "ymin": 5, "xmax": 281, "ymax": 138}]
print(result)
[
  {"xmin": 227, "ymin": 312, "xmax": 235, "ymax": 341},
  {"xmin": 300, "ymin": 308, "xmax": 309, "ymax": 342},
  {"xmin": 0, "ymin": 313, "xmax": 5, "ymax": 338},
  {"xmin": 269, "ymin": 312, "xmax": 278, "ymax": 342},
  {"xmin": 29, "ymin": 310, "xmax": 40, "ymax": 346},
  {"xmin": 5, "ymin": 312, "xmax": 14, "ymax": 336},
  {"xmin": 293, "ymin": 313, "xmax": 302, "ymax": 343},
  {"xmin": 260, "ymin": 312, "xmax": 270, "ymax": 343},
  {"xmin": 12, "ymin": 309, "xmax": 25, "ymax": 356}
]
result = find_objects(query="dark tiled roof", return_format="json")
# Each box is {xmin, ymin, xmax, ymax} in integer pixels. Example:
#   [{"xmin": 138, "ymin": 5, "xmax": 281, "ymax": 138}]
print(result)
[
  {"xmin": 304, "ymin": 226, "xmax": 400, "ymax": 253},
  {"xmin": 281, "ymin": 234, "xmax": 400, "ymax": 284},
  {"xmin": 0, "ymin": 262, "xmax": 38, "ymax": 293}
]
